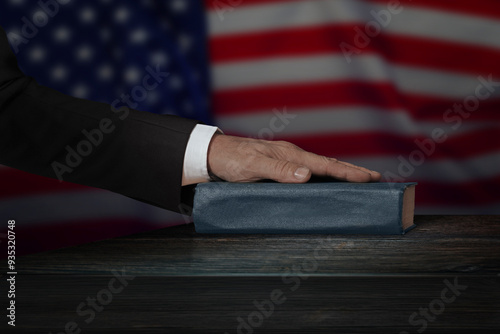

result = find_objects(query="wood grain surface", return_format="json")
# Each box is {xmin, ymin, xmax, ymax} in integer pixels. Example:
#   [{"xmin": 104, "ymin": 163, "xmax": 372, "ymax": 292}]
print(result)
[{"xmin": 2, "ymin": 215, "xmax": 499, "ymax": 333}]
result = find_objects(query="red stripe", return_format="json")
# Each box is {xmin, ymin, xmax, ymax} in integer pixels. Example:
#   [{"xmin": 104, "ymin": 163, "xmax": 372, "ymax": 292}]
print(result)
[
  {"xmin": 221, "ymin": 128, "xmax": 500, "ymax": 160},
  {"xmin": 365, "ymin": 0, "xmax": 500, "ymax": 21},
  {"xmin": 0, "ymin": 167, "xmax": 94, "ymax": 199},
  {"xmin": 212, "ymin": 81, "xmax": 500, "ymax": 122},
  {"xmin": 215, "ymin": 82, "xmax": 402, "ymax": 115},
  {"xmin": 1, "ymin": 218, "xmax": 184, "ymax": 257},
  {"xmin": 205, "ymin": 0, "xmax": 302, "ymax": 10},
  {"xmin": 397, "ymin": 93, "xmax": 500, "ymax": 122},
  {"xmin": 415, "ymin": 175, "xmax": 500, "ymax": 206},
  {"xmin": 209, "ymin": 24, "xmax": 500, "ymax": 77}
]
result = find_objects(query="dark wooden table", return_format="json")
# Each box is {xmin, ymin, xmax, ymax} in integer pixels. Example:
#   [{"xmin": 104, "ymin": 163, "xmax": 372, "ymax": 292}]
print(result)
[{"xmin": 2, "ymin": 215, "xmax": 500, "ymax": 333}]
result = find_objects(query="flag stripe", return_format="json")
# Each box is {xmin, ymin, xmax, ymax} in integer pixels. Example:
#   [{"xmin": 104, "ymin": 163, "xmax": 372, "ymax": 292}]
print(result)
[
  {"xmin": 212, "ymin": 81, "xmax": 500, "ymax": 121},
  {"xmin": 345, "ymin": 153, "xmax": 500, "ymax": 183},
  {"xmin": 11, "ymin": 217, "xmax": 187, "ymax": 257},
  {"xmin": 212, "ymin": 55, "xmax": 500, "ymax": 99},
  {"xmin": 0, "ymin": 190, "xmax": 188, "ymax": 226},
  {"xmin": 364, "ymin": 0, "xmax": 500, "ymax": 21},
  {"xmin": 414, "ymin": 176, "xmax": 500, "ymax": 206},
  {"xmin": 220, "ymin": 128, "xmax": 500, "ymax": 161},
  {"xmin": 217, "ymin": 107, "xmax": 497, "ymax": 138},
  {"xmin": 207, "ymin": 0, "xmax": 500, "ymax": 51},
  {"xmin": 210, "ymin": 24, "xmax": 500, "ymax": 79},
  {"xmin": 416, "ymin": 202, "xmax": 500, "ymax": 215},
  {"xmin": 205, "ymin": 0, "xmax": 300, "ymax": 10},
  {"xmin": 0, "ymin": 167, "xmax": 93, "ymax": 200},
  {"xmin": 207, "ymin": 0, "xmax": 500, "ymax": 22}
]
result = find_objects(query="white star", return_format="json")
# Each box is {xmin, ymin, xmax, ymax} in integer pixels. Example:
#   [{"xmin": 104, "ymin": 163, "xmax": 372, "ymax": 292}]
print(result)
[
  {"xmin": 169, "ymin": 75, "xmax": 183, "ymax": 90},
  {"xmin": 191, "ymin": 70, "xmax": 201, "ymax": 82},
  {"xmin": 114, "ymin": 7, "xmax": 130, "ymax": 23},
  {"xmin": 178, "ymin": 34, "xmax": 192, "ymax": 52},
  {"xmin": 6, "ymin": 28, "xmax": 21, "ymax": 36},
  {"xmin": 150, "ymin": 52, "xmax": 169, "ymax": 66},
  {"xmin": 29, "ymin": 46, "xmax": 46, "ymax": 62},
  {"xmin": 76, "ymin": 45, "xmax": 94, "ymax": 62},
  {"xmin": 171, "ymin": 0, "xmax": 188, "ymax": 12},
  {"xmin": 146, "ymin": 91, "xmax": 159, "ymax": 104},
  {"xmin": 124, "ymin": 67, "xmax": 141, "ymax": 84},
  {"xmin": 72, "ymin": 84, "xmax": 89, "ymax": 98},
  {"xmin": 130, "ymin": 28, "xmax": 148, "ymax": 44},
  {"xmin": 160, "ymin": 21, "xmax": 171, "ymax": 31},
  {"xmin": 97, "ymin": 64, "xmax": 114, "ymax": 81},
  {"xmin": 9, "ymin": 0, "xmax": 25, "ymax": 5},
  {"xmin": 100, "ymin": 28, "xmax": 111, "ymax": 41},
  {"xmin": 53, "ymin": 26, "xmax": 71, "ymax": 43},
  {"xmin": 80, "ymin": 7, "xmax": 96, "ymax": 23},
  {"xmin": 183, "ymin": 100, "xmax": 193, "ymax": 114},
  {"xmin": 51, "ymin": 64, "xmax": 67, "ymax": 81},
  {"xmin": 113, "ymin": 47, "xmax": 123, "ymax": 59}
]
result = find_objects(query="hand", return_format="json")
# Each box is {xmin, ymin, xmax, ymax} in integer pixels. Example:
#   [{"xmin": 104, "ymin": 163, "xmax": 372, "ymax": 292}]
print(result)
[{"xmin": 207, "ymin": 134, "xmax": 381, "ymax": 183}]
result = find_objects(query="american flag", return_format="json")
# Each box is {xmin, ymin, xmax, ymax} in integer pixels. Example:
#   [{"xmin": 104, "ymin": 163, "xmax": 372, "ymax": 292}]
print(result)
[
  {"xmin": 1, "ymin": 0, "xmax": 499, "ymax": 256},
  {"xmin": 206, "ymin": 0, "xmax": 500, "ymax": 213}
]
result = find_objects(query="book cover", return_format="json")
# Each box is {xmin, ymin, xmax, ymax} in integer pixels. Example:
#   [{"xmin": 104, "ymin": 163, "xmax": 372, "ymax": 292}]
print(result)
[{"xmin": 192, "ymin": 182, "xmax": 417, "ymax": 235}]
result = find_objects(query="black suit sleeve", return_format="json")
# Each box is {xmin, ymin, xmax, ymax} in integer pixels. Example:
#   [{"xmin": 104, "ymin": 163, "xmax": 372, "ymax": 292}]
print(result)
[{"xmin": 0, "ymin": 26, "xmax": 200, "ymax": 213}]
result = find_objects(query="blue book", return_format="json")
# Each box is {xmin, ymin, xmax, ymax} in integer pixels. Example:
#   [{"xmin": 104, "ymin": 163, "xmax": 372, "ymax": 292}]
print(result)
[{"xmin": 192, "ymin": 182, "xmax": 417, "ymax": 235}]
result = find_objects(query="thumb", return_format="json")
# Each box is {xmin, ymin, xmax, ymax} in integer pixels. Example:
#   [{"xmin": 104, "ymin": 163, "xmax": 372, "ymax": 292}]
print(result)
[{"xmin": 264, "ymin": 158, "xmax": 311, "ymax": 183}]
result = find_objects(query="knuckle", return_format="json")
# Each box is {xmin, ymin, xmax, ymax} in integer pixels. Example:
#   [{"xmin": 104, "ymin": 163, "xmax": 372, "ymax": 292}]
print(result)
[
  {"xmin": 323, "ymin": 156, "xmax": 344, "ymax": 177},
  {"xmin": 273, "ymin": 160, "xmax": 293, "ymax": 177},
  {"xmin": 247, "ymin": 140, "xmax": 270, "ymax": 154},
  {"xmin": 320, "ymin": 155, "xmax": 332, "ymax": 173},
  {"xmin": 276, "ymin": 140, "xmax": 297, "ymax": 149}
]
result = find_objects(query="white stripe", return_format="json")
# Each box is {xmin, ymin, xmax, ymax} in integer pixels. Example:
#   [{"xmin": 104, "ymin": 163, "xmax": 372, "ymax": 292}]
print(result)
[
  {"xmin": 216, "ymin": 107, "xmax": 495, "ymax": 138},
  {"xmin": 213, "ymin": 54, "xmax": 387, "ymax": 89},
  {"xmin": 209, "ymin": 0, "xmax": 363, "ymax": 35},
  {"xmin": 344, "ymin": 152, "xmax": 500, "ymax": 183},
  {"xmin": 382, "ymin": 4, "xmax": 500, "ymax": 50},
  {"xmin": 0, "ymin": 190, "xmax": 191, "ymax": 226},
  {"xmin": 212, "ymin": 54, "xmax": 500, "ymax": 99},
  {"xmin": 208, "ymin": 0, "xmax": 500, "ymax": 50}
]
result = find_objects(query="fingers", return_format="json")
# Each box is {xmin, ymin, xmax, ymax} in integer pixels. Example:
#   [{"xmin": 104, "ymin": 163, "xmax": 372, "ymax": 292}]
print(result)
[
  {"xmin": 252, "ymin": 156, "xmax": 312, "ymax": 183},
  {"xmin": 334, "ymin": 159, "xmax": 382, "ymax": 182},
  {"xmin": 279, "ymin": 147, "xmax": 381, "ymax": 183},
  {"xmin": 207, "ymin": 134, "xmax": 382, "ymax": 184}
]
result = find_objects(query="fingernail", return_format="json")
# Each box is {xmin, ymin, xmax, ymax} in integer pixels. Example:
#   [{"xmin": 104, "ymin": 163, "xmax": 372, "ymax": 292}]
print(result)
[{"xmin": 294, "ymin": 167, "xmax": 309, "ymax": 180}]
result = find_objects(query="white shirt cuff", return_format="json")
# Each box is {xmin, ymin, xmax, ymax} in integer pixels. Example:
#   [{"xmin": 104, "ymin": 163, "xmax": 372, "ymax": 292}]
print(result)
[{"xmin": 182, "ymin": 124, "xmax": 220, "ymax": 186}]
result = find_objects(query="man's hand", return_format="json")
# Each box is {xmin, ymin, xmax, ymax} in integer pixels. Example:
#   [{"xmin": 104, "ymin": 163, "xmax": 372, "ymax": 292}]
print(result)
[{"xmin": 207, "ymin": 134, "xmax": 381, "ymax": 183}]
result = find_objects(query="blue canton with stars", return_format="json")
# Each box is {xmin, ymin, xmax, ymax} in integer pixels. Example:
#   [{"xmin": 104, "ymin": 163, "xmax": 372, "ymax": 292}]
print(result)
[{"xmin": 0, "ymin": 0, "xmax": 213, "ymax": 124}]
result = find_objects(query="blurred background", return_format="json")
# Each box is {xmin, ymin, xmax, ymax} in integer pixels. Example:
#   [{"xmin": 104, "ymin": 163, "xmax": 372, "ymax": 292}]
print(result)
[{"xmin": 1, "ymin": 0, "xmax": 499, "ymax": 256}]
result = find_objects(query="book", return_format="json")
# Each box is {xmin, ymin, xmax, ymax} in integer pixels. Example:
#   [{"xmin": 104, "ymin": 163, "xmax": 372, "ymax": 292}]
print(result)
[{"xmin": 192, "ymin": 182, "xmax": 417, "ymax": 235}]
